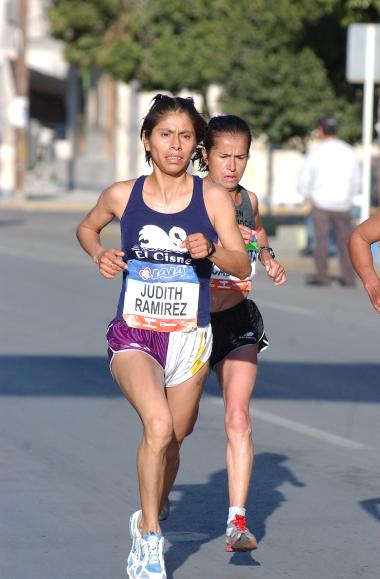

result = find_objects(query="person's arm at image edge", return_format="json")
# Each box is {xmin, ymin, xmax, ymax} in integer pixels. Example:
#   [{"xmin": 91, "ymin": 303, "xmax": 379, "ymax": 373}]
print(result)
[{"xmin": 348, "ymin": 212, "xmax": 380, "ymax": 313}]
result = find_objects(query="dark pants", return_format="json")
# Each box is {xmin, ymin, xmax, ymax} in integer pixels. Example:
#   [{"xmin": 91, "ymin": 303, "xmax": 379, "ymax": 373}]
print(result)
[{"xmin": 312, "ymin": 206, "xmax": 355, "ymax": 284}]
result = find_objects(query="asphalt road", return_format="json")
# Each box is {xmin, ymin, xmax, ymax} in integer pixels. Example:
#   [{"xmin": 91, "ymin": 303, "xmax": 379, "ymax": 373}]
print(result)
[{"xmin": 0, "ymin": 210, "xmax": 379, "ymax": 579}]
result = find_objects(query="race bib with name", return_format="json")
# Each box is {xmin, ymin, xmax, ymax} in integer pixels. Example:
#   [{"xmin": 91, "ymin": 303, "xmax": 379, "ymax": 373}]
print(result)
[{"xmin": 123, "ymin": 260, "xmax": 200, "ymax": 332}]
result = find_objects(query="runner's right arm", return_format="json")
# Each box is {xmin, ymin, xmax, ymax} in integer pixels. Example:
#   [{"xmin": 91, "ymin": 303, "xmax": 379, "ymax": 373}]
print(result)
[{"xmin": 76, "ymin": 182, "xmax": 131, "ymax": 279}]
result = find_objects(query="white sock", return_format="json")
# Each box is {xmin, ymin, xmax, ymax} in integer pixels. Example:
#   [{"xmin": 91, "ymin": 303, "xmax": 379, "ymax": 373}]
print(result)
[{"xmin": 227, "ymin": 506, "xmax": 246, "ymax": 526}]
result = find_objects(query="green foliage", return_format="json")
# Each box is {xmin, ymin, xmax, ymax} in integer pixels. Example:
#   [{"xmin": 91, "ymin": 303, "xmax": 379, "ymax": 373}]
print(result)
[
  {"xmin": 222, "ymin": 48, "xmax": 334, "ymax": 143},
  {"xmin": 48, "ymin": 0, "xmax": 144, "ymax": 74},
  {"xmin": 220, "ymin": 0, "xmax": 378, "ymax": 143},
  {"xmin": 340, "ymin": 0, "xmax": 380, "ymax": 24},
  {"xmin": 138, "ymin": 0, "xmax": 233, "ymax": 94},
  {"xmin": 48, "ymin": 0, "xmax": 380, "ymax": 144}
]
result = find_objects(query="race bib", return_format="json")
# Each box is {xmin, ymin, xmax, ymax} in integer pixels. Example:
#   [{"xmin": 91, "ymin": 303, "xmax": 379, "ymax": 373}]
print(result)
[
  {"xmin": 123, "ymin": 260, "xmax": 199, "ymax": 332},
  {"xmin": 210, "ymin": 250, "xmax": 256, "ymax": 292}
]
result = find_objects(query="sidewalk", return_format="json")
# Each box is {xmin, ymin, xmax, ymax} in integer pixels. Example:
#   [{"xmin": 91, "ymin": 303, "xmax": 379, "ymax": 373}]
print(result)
[{"xmin": 0, "ymin": 188, "xmax": 100, "ymax": 213}]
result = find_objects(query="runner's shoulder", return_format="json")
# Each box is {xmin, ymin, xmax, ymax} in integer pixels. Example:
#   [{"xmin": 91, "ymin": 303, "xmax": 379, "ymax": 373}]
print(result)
[
  {"xmin": 99, "ymin": 179, "xmax": 137, "ymax": 213},
  {"xmin": 103, "ymin": 179, "xmax": 136, "ymax": 201},
  {"xmin": 243, "ymin": 189, "xmax": 259, "ymax": 213},
  {"xmin": 203, "ymin": 180, "xmax": 232, "ymax": 205}
]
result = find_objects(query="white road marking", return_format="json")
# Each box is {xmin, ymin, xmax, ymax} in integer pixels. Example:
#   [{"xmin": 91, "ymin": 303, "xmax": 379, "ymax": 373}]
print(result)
[
  {"xmin": 250, "ymin": 407, "xmax": 373, "ymax": 450},
  {"xmin": 210, "ymin": 399, "xmax": 373, "ymax": 450}
]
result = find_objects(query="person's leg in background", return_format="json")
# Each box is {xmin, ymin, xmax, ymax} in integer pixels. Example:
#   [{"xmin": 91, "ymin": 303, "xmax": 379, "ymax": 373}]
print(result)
[
  {"xmin": 310, "ymin": 206, "xmax": 330, "ymax": 285},
  {"xmin": 303, "ymin": 210, "xmax": 336, "ymax": 257},
  {"xmin": 332, "ymin": 210, "xmax": 356, "ymax": 286}
]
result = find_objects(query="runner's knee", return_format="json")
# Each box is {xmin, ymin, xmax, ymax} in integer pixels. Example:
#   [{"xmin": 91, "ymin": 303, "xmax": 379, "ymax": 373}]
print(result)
[
  {"xmin": 144, "ymin": 416, "xmax": 173, "ymax": 452},
  {"xmin": 225, "ymin": 408, "xmax": 251, "ymax": 438}
]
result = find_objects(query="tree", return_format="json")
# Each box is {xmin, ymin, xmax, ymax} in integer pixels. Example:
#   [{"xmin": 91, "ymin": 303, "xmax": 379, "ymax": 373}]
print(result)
[
  {"xmin": 220, "ymin": 0, "xmax": 379, "ymax": 144},
  {"xmin": 341, "ymin": 0, "xmax": 380, "ymax": 23},
  {"xmin": 48, "ymin": 0, "xmax": 379, "ymax": 144},
  {"xmin": 135, "ymin": 2, "xmax": 233, "ymax": 96},
  {"xmin": 48, "ymin": 0, "xmax": 146, "ymax": 78}
]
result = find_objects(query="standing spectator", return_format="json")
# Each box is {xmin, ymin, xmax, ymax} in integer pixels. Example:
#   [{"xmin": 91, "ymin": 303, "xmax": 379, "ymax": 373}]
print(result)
[{"xmin": 299, "ymin": 115, "xmax": 360, "ymax": 286}]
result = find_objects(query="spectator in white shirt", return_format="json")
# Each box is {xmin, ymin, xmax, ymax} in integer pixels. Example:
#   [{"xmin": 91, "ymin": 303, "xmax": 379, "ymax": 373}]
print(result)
[{"xmin": 299, "ymin": 115, "xmax": 360, "ymax": 286}]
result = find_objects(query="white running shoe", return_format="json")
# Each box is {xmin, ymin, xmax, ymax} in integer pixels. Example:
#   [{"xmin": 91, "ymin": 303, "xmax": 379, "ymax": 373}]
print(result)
[
  {"xmin": 133, "ymin": 532, "xmax": 166, "ymax": 579},
  {"xmin": 225, "ymin": 514, "xmax": 258, "ymax": 552},
  {"xmin": 126, "ymin": 510, "xmax": 142, "ymax": 577}
]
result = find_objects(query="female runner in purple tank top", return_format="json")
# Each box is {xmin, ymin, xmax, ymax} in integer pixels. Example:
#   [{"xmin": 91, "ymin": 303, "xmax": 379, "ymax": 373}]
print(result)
[
  {"xmin": 76, "ymin": 95, "xmax": 250, "ymax": 579},
  {"xmin": 199, "ymin": 115, "xmax": 287, "ymax": 553}
]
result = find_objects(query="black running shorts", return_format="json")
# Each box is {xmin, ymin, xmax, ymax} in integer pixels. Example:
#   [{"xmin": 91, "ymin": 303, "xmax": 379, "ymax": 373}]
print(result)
[{"xmin": 210, "ymin": 299, "xmax": 269, "ymax": 369}]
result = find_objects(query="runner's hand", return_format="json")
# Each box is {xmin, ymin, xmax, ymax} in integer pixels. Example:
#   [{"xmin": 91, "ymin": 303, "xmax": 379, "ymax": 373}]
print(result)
[
  {"xmin": 238, "ymin": 225, "xmax": 256, "ymax": 245},
  {"xmin": 365, "ymin": 280, "xmax": 380, "ymax": 314},
  {"xmin": 94, "ymin": 248, "xmax": 127, "ymax": 279},
  {"xmin": 180, "ymin": 233, "xmax": 210, "ymax": 259},
  {"xmin": 262, "ymin": 257, "xmax": 287, "ymax": 286}
]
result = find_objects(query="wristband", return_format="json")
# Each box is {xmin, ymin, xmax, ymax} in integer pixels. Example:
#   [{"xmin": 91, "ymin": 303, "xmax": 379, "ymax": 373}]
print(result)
[
  {"xmin": 206, "ymin": 238, "xmax": 216, "ymax": 258},
  {"xmin": 246, "ymin": 241, "xmax": 259, "ymax": 251},
  {"xmin": 258, "ymin": 246, "xmax": 275, "ymax": 263}
]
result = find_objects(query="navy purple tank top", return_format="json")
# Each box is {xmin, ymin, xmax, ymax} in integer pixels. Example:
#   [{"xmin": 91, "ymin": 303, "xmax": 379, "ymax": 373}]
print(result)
[{"xmin": 116, "ymin": 175, "xmax": 217, "ymax": 331}]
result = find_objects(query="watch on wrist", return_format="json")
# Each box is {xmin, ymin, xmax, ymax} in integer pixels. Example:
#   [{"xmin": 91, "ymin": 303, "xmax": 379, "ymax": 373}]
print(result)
[
  {"xmin": 206, "ymin": 238, "xmax": 216, "ymax": 258},
  {"xmin": 258, "ymin": 246, "xmax": 275, "ymax": 263}
]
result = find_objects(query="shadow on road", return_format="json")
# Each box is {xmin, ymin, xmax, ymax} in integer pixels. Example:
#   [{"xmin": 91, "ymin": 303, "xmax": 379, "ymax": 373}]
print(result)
[
  {"xmin": 359, "ymin": 498, "xmax": 380, "ymax": 523},
  {"xmin": 162, "ymin": 453, "xmax": 305, "ymax": 577},
  {"xmin": 0, "ymin": 355, "xmax": 117, "ymax": 396},
  {"xmin": 206, "ymin": 360, "xmax": 380, "ymax": 403},
  {"xmin": 0, "ymin": 356, "xmax": 379, "ymax": 403}
]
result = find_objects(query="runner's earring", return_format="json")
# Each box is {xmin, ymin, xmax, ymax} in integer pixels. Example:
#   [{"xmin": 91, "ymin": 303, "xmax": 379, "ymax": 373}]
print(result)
[{"xmin": 201, "ymin": 147, "xmax": 208, "ymax": 165}]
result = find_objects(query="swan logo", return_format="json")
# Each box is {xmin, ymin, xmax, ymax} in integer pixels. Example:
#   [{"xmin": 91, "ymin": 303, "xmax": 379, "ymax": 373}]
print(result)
[{"xmin": 138, "ymin": 225, "xmax": 187, "ymax": 252}]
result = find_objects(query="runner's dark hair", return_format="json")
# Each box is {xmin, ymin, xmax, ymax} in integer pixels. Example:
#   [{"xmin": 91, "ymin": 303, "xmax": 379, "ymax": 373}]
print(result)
[
  {"xmin": 197, "ymin": 115, "xmax": 252, "ymax": 172},
  {"xmin": 141, "ymin": 94, "xmax": 207, "ymax": 165}
]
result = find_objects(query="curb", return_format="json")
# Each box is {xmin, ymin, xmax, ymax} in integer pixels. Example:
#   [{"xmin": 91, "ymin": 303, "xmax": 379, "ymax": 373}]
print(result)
[{"xmin": 0, "ymin": 199, "xmax": 96, "ymax": 213}]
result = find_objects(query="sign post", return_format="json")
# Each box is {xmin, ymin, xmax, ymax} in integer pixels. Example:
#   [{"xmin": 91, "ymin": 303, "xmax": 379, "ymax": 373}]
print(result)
[{"xmin": 346, "ymin": 24, "xmax": 380, "ymax": 222}]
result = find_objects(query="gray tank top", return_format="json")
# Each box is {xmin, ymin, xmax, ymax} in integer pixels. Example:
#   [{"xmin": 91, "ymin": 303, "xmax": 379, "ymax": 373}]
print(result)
[{"xmin": 235, "ymin": 185, "xmax": 255, "ymax": 229}]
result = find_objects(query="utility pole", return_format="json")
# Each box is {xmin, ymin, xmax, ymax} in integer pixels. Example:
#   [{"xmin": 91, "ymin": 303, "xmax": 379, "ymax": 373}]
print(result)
[
  {"xmin": 14, "ymin": 0, "xmax": 29, "ymax": 197},
  {"xmin": 106, "ymin": 75, "xmax": 116, "ymax": 158},
  {"xmin": 66, "ymin": 64, "xmax": 79, "ymax": 190}
]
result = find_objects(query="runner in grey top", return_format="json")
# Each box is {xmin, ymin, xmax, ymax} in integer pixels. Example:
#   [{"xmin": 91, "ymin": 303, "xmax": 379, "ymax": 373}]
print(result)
[{"xmin": 200, "ymin": 114, "xmax": 287, "ymax": 553}]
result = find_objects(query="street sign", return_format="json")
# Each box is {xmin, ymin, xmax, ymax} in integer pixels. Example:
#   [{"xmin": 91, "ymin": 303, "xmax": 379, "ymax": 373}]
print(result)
[
  {"xmin": 8, "ymin": 96, "xmax": 28, "ymax": 128},
  {"xmin": 346, "ymin": 23, "xmax": 380, "ymax": 83}
]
